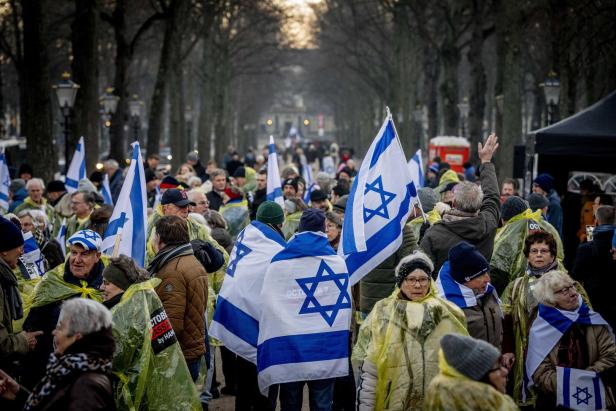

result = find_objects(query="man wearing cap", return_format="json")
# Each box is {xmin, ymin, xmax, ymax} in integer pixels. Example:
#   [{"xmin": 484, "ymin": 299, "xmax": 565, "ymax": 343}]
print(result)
[
  {"xmin": 282, "ymin": 177, "xmax": 299, "ymax": 200},
  {"xmin": 46, "ymin": 180, "xmax": 72, "ymax": 221},
  {"xmin": 22, "ymin": 229, "xmax": 107, "ymax": 386},
  {"xmin": 436, "ymin": 241, "xmax": 504, "ymax": 350},
  {"xmin": 0, "ymin": 217, "xmax": 43, "ymax": 372},
  {"xmin": 309, "ymin": 189, "xmax": 331, "ymax": 212},
  {"xmin": 532, "ymin": 173, "xmax": 562, "ymax": 236},
  {"xmin": 206, "ymin": 169, "xmax": 227, "ymax": 211}
]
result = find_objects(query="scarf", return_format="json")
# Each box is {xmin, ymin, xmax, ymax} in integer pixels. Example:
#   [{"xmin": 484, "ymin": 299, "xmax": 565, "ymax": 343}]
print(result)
[
  {"xmin": 526, "ymin": 259, "xmax": 558, "ymax": 277},
  {"xmin": 524, "ymin": 296, "xmax": 610, "ymax": 394},
  {"xmin": 148, "ymin": 243, "xmax": 194, "ymax": 275},
  {"xmin": 0, "ymin": 258, "xmax": 24, "ymax": 320},
  {"xmin": 24, "ymin": 351, "xmax": 112, "ymax": 411},
  {"xmin": 436, "ymin": 260, "xmax": 501, "ymax": 311},
  {"xmin": 63, "ymin": 260, "xmax": 105, "ymax": 291}
]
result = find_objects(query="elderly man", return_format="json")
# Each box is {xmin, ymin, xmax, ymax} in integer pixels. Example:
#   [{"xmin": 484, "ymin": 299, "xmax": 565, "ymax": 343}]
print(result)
[
  {"xmin": 65, "ymin": 190, "xmax": 96, "ymax": 239},
  {"xmin": 148, "ymin": 215, "xmax": 208, "ymax": 381},
  {"xmin": 13, "ymin": 178, "xmax": 56, "ymax": 230},
  {"xmin": 206, "ymin": 169, "xmax": 227, "ymax": 211},
  {"xmin": 104, "ymin": 159, "xmax": 124, "ymax": 203},
  {"xmin": 420, "ymin": 134, "xmax": 500, "ymax": 273},
  {"xmin": 22, "ymin": 229, "xmax": 106, "ymax": 386},
  {"xmin": 188, "ymin": 190, "xmax": 209, "ymax": 216}
]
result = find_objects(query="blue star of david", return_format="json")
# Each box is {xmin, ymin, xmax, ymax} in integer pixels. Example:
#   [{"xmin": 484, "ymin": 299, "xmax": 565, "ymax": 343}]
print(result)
[
  {"xmin": 572, "ymin": 386, "xmax": 592, "ymax": 405},
  {"xmin": 226, "ymin": 230, "xmax": 252, "ymax": 277},
  {"xmin": 363, "ymin": 176, "xmax": 396, "ymax": 223},
  {"xmin": 34, "ymin": 254, "xmax": 45, "ymax": 270},
  {"xmin": 82, "ymin": 230, "xmax": 100, "ymax": 240},
  {"xmin": 296, "ymin": 260, "xmax": 351, "ymax": 326}
]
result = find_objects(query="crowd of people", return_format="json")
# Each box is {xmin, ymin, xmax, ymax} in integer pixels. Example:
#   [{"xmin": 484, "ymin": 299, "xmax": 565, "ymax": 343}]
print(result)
[{"xmin": 0, "ymin": 135, "xmax": 615, "ymax": 411}]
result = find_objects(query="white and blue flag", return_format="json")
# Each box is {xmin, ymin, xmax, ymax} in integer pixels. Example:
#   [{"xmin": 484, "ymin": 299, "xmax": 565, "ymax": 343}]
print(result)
[
  {"xmin": 65, "ymin": 136, "xmax": 86, "ymax": 193},
  {"xmin": 435, "ymin": 261, "xmax": 500, "ymax": 310},
  {"xmin": 266, "ymin": 136, "xmax": 284, "ymax": 207},
  {"xmin": 101, "ymin": 142, "xmax": 147, "ymax": 266},
  {"xmin": 525, "ymin": 296, "xmax": 611, "ymax": 398},
  {"xmin": 101, "ymin": 173, "xmax": 113, "ymax": 206},
  {"xmin": 55, "ymin": 218, "xmax": 67, "ymax": 257},
  {"xmin": 0, "ymin": 149, "xmax": 10, "ymax": 211},
  {"xmin": 19, "ymin": 231, "xmax": 45, "ymax": 278},
  {"xmin": 257, "ymin": 231, "xmax": 352, "ymax": 394},
  {"xmin": 339, "ymin": 112, "xmax": 417, "ymax": 285},
  {"xmin": 408, "ymin": 149, "xmax": 425, "ymax": 189},
  {"xmin": 557, "ymin": 367, "xmax": 605, "ymax": 411},
  {"xmin": 210, "ymin": 221, "xmax": 286, "ymax": 363},
  {"xmin": 302, "ymin": 158, "xmax": 318, "ymax": 204}
]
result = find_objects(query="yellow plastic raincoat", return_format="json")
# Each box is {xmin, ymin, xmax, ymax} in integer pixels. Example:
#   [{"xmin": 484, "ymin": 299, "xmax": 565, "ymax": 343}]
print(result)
[
  {"xmin": 423, "ymin": 350, "xmax": 519, "ymax": 411},
  {"xmin": 110, "ymin": 278, "xmax": 201, "ymax": 411},
  {"xmin": 353, "ymin": 286, "xmax": 468, "ymax": 410},
  {"xmin": 490, "ymin": 209, "xmax": 563, "ymax": 292},
  {"xmin": 434, "ymin": 170, "xmax": 459, "ymax": 194},
  {"xmin": 407, "ymin": 209, "xmax": 441, "ymax": 245},
  {"xmin": 282, "ymin": 211, "xmax": 302, "ymax": 240}
]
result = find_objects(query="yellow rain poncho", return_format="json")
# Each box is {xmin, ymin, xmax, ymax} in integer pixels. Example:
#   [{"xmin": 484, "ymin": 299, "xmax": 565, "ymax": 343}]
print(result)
[
  {"xmin": 490, "ymin": 209, "xmax": 563, "ymax": 292},
  {"xmin": 501, "ymin": 274, "xmax": 589, "ymax": 405},
  {"xmin": 407, "ymin": 209, "xmax": 441, "ymax": 245},
  {"xmin": 353, "ymin": 286, "xmax": 468, "ymax": 410},
  {"xmin": 282, "ymin": 211, "xmax": 302, "ymax": 240},
  {"xmin": 434, "ymin": 170, "xmax": 459, "ymax": 194},
  {"xmin": 423, "ymin": 350, "xmax": 519, "ymax": 411},
  {"xmin": 110, "ymin": 278, "xmax": 201, "ymax": 411}
]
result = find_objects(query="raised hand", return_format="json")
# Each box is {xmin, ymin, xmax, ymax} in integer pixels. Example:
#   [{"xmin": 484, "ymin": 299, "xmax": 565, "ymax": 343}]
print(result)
[{"xmin": 478, "ymin": 133, "xmax": 499, "ymax": 163}]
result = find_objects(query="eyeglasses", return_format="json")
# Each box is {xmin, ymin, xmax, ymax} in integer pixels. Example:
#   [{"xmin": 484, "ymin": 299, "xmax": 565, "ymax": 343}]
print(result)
[
  {"xmin": 403, "ymin": 277, "xmax": 430, "ymax": 285},
  {"xmin": 529, "ymin": 248, "xmax": 551, "ymax": 255},
  {"xmin": 196, "ymin": 201, "xmax": 209, "ymax": 205},
  {"xmin": 555, "ymin": 285, "xmax": 576, "ymax": 295}
]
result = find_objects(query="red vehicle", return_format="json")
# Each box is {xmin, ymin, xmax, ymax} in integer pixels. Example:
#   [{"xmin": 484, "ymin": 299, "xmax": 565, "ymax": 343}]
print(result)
[{"xmin": 428, "ymin": 136, "xmax": 470, "ymax": 173}]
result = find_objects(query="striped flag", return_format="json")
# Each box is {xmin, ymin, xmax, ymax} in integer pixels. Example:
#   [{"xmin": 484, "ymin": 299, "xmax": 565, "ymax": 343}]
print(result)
[
  {"xmin": 408, "ymin": 149, "xmax": 425, "ymax": 189},
  {"xmin": 65, "ymin": 136, "xmax": 86, "ymax": 193},
  {"xmin": 0, "ymin": 149, "xmax": 10, "ymax": 211},
  {"xmin": 55, "ymin": 218, "xmax": 68, "ymax": 257},
  {"xmin": 266, "ymin": 136, "xmax": 284, "ymax": 207},
  {"xmin": 101, "ymin": 173, "xmax": 114, "ymax": 206}
]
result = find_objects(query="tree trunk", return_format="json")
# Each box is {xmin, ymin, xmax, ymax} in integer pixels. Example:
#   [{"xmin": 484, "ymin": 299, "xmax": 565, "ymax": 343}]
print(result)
[
  {"xmin": 467, "ymin": 0, "xmax": 487, "ymax": 160},
  {"xmin": 109, "ymin": 0, "xmax": 129, "ymax": 163},
  {"xmin": 423, "ymin": 45, "xmax": 439, "ymax": 140},
  {"xmin": 169, "ymin": 60, "xmax": 186, "ymax": 170},
  {"xmin": 22, "ymin": 0, "xmax": 55, "ymax": 181},
  {"xmin": 71, "ymin": 0, "xmax": 99, "ymax": 172},
  {"xmin": 440, "ymin": 40, "xmax": 460, "ymax": 136}
]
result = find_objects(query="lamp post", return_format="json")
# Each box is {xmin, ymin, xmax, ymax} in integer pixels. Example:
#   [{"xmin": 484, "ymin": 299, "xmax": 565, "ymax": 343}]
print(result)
[
  {"xmin": 413, "ymin": 104, "xmax": 424, "ymax": 152},
  {"xmin": 99, "ymin": 88, "xmax": 120, "ymax": 156},
  {"xmin": 53, "ymin": 72, "xmax": 79, "ymax": 173},
  {"xmin": 129, "ymin": 95, "xmax": 144, "ymax": 142},
  {"xmin": 457, "ymin": 97, "xmax": 470, "ymax": 138},
  {"xmin": 540, "ymin": 71, "xmax": 560, "ymax": 125}
]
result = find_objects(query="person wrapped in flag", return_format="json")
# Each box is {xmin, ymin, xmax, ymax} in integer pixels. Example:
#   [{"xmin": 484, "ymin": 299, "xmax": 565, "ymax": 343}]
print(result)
[
  {"xmin": 526, "ymin": 270, "xmax": 616, "ymax": 410},
  {"xmin": 257, "ymin": 209, "xmax": 352, "ymax": 407},
  {"xmin": 353, "ymin": 250, "xmax": 467, "ymax": 410}
]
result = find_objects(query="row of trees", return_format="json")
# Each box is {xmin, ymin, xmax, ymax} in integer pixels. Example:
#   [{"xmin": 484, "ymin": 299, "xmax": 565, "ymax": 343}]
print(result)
[
  {"xmin": 309, "ymin": 0, "xmax": 616, "ymax": 177},
  {"xmin": 0, "ymin": 0, "xmax": 288, "ymax": 181}
]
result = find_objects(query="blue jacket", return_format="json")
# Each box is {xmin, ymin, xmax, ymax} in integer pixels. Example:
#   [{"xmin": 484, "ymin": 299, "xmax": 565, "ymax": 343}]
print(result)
[
  {"xmin": 546, "ymin": 189, "xmax": 563, "ymax": 237},
  {"xmin": 8, "ymin": 187, "xmax": 27, "ymax": 212}
]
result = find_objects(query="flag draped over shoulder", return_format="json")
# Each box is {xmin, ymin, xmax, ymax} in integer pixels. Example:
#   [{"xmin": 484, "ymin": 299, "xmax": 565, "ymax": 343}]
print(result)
[
  {"xmin": 557, "ymin": 367, "xmax": 606, "ymax": 411},
  {"xmin": 210, "ymin": 221, "xmax": 286, "ymax": 363},
  {"xmin": 266, "ymin": 136, "xmax": 283, "ymax": 207},
  {"xmin": 257, "ymin": 231, "xmax": 352, "ymax": 394},
  {"xmin": 339, "ymin": 113, "xmax": 416, "ymax": 285},
  {"xmin": 408, "ymin": 149, "xmax": 425, "ymax": 189},
  {"xmin": 102, "ymin": 142, "xmax": 147, "ymax": 266},
  {"xmin": 101, "ymin": 173, "xmax": 114, "ymax": 206},
  {"xmin": 65, "ymin": 136, "xmax": 86, "ymax": 193},
  {"xmin": 525, "ymin": 296, "xmax": 610, "ymax": 395},
  {"xmin": 435, "ymin": 261, "xmax": 500, "ymax": 310},
  {"xmin": 0, "ymin": 149, "xmax": 10, "ymax": 211}
]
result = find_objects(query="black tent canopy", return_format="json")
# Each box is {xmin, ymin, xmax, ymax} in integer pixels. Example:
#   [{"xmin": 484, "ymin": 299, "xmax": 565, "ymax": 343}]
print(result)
[{"xmin": 532, "ymin": 90, "xmax": 616, "ymax": 156}]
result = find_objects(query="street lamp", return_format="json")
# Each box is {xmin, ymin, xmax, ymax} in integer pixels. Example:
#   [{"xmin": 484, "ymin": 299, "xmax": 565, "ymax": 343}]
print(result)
[
  {"xmin": 129, "ymin": 94, "xmax": 144, "ymax": 142},
  {"xmin": 457, "ymin": 97, "xmax": 470, "ymax": 138},
  {"xmin": 53, "ymin": 72, "xmax": 79, "ymax": 173},
  {"xmin": 99, "ymin": 88, "xmax": 120, "ymax": 156},
  {"xmin": 540, "ymin": 71, "xmax": 560, "ymax": 125}
]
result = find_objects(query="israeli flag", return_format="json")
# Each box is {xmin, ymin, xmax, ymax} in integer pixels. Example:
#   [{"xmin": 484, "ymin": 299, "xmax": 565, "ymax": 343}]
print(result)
[
  {"xmin": 0, "ymin": 149, "xmax": 10, "ymax": 211},
  {"xmin": 408, "ymin": 149, "xmax": 425, "ymax": 189},
  {"xmin": 65, "ymin": 136, "xmax": 86, "ymax": 193},
  {"xmin": 266, "ymin": 136, "xmax": 283, "ymax": 207},
  {"xmin": 435, "ymin": 261, "xmax": 500, "ymax": 310},
  {"xmin": 20, "ymin": 231, "xmax": 45, "ymax": 278},
  {"xmin": 55, "ymin": 218, "xmax": 67, "ymax": 257},
  {"xmin": 301, "ymin": 157, "xmax": 318, "ymax": 204},
  {"xmin": 101, "ymin": 173, "xmax": 113, "ymax": 206},
  {"xmin": 210, "ymin": 221, "xmax": 286, "ymax": 363},
  {"xmin": 257, "ymin": 231, "xmax": 352, "ymax": 394},
  {"xmin": 339, "ymin": 112, "xmax": 416, "ymax": 285},
  {"xmin": 525, "ymin": 296, "xmax": 610, "ymax": 395},
  {"xmin": 557, "ymin": 367, "xmax": 605, "ymax": 411},
  {"xmin": 101, "ymin": 142, "xmax": 147, "ymax": 266}
]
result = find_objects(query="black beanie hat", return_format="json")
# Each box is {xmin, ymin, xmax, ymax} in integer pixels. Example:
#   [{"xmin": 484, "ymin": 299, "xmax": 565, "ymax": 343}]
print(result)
[
  {"xmin": 448, "ymin": 241, "xmax": 489, "ymax": 284},
  {"xmin": 501, "ymin": 196, "xmax": 528, "ymax": 221},
  {"xmin": 298, "ymin": 208, "xmax": 326, "ymax": 232},
  {"xmin": 47, "ymin": 180, "xmax": 66, "ymax": 193},
  {"xmin": 0, "ymin": 216, "xmax": 24, "ymax": 252}
]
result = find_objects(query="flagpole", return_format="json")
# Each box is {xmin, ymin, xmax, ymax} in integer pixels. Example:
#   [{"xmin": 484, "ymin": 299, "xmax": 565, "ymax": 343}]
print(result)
[{"xmin": 112, "ymin": 230, "xmax": 123, "ymax": 258}]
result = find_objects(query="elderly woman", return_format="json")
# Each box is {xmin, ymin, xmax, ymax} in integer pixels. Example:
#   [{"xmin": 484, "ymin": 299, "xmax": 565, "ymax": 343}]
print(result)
[
  {"xmin": 325, "ymin": 211, "xmax": 342, "ymax": 250},
  {"xmin": 526, "ymin": 271, "xmax": 616, "ymax": 410},
  {"xmin": 424, "ymin": 334, "xmax": 518, "ymax": 411},
  {"xmin": 500, "ymin": 231, "xmax": 581, "ymax": 404},
  {"xmin": 18, "ymin": 209, "xmax": 64, "ymax": 270},
  {"xmin": 100, "ymin": 255, "xmax": 201, "ymax": 410},
  {"xmin": 0, "ymin": 299, "xmax": 115, "ymax": 410},
  {"xmin": 353, "ymin": 251, "xmax": 467, "ymax": 410}
]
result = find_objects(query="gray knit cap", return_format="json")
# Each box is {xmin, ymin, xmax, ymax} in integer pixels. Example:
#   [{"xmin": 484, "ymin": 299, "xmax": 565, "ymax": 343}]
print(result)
[
  {"xmin": 417, "ymin": 187, "xmax": 438, "ymax": 213},
  {"xmin": 440, "ymin": 334, "xmax": 500, "ymax": 381}
]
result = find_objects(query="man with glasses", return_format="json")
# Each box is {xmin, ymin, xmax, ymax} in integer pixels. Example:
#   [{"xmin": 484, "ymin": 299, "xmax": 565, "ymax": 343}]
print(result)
[{"xmin": 188, "ymin": 190, "xmax": 210, "ymax": 216}]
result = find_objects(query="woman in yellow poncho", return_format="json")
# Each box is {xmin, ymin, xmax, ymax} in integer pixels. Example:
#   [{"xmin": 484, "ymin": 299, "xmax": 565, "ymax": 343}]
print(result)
[
  {"xmin": 352, "ymin": 250, "xmax": 468, "ymax": 410},
  {"xmin": 424, "ymin": 333, "xmax": 519, "ymax": 411}
]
